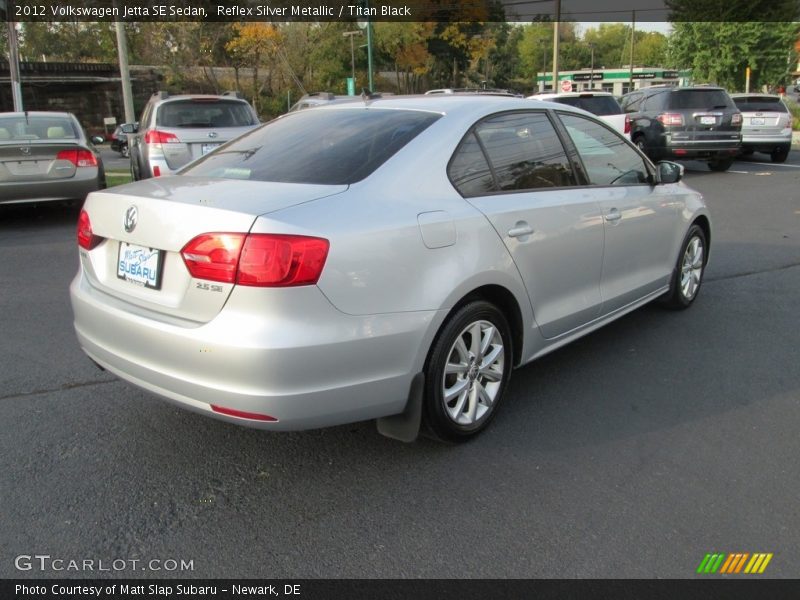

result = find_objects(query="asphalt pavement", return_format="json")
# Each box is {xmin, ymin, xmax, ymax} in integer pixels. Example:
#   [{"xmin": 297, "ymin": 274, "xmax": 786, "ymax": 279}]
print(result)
[{"xmin": 1, "ymin": 154, "xmax": 798, "ymax": 579}]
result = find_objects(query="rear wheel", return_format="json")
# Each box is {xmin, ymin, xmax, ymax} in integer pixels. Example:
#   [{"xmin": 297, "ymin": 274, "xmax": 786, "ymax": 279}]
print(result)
[
  {"xmin": 661, "ymin": 224, "xmax": 707, "ymax": 310},
  {"xmin": 708, "ymin": 159, "xmax": 733, "ymax": 172},
  {"xmin": 633, "ymin": 135, "xmax": 648, "ymax": 157},
  {"xmin": 771, "ymin": 145, "xmax": 790, "ymax": 164},
  {"xmin": 120, "ymin": 143, "xmax": 130, "ymax": 159},
  {"xmin": 423, "ymin": 301, "xmax": 512, "ymax": 442}
]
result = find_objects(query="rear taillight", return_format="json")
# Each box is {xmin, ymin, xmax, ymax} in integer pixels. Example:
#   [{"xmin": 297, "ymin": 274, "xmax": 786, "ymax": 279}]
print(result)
[
  {"xmin": 181, "ymin": 233, "xmax": 329, "ymax": 287},
  {"xmin": 181, "ymin": 233, "xmax": 246, "ymax": 284},
  {"xmin": 657, "ymin": 113, "xmax": 684, "ymax": 127},
  {"xmin": 731, "ymin": 113, "xmax": 742, "ymax": 126},
  {"xmin": 624, "ymin": 114, "xmax": 632, "ymax": 135},
  {"xmin": 57, "ymin": 149, "xmax": 98, "ymax": 168},
  {"xmin": 144, "ymin": 130, "xmax": 180, "ymax": 145},
  {"xmin": 77, "ymin": 209, "xmax": 102, "ymax": 250}
]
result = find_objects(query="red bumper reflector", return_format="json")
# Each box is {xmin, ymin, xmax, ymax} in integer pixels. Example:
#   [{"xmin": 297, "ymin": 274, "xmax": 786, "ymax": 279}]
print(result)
[
  {"xmin": 674, "ymin": 149, "xmax": 688, "ymax": 155},
  {"xmin": 210, "ymin": 405, "xmax": 278, "ymax": 422},
  {"xmin": 153, "ymin": 165, "xmax": 161, "ymax": 177}
]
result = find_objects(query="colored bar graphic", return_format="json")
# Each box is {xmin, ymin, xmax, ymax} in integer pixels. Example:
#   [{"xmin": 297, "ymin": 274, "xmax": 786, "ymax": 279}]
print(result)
[
  {"xmin": 759, "ymin": 554, "xmax": 773, "ymax": 573},
  {"xmin": 699, "ymin": 552, "xmax": 772, "ymax": 575},
  {"xmin": 697, "ymin": 554, "xmax": 712, "ymax": 574}
]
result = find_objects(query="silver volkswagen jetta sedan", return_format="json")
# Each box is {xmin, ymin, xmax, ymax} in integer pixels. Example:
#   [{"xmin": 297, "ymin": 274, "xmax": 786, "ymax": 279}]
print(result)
[{"xmin": 70, "ymin": 95, "xmax": 710, "ymax": 442}]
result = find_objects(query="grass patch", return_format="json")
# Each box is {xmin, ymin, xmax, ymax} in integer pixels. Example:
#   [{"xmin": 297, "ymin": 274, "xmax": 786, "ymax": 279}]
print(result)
[{"xmin": 105, "ymin": 173, "xmax": 133, "ymax": 188}]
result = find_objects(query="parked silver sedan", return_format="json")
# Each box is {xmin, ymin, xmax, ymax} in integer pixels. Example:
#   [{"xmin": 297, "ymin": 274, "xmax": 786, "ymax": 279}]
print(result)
[
  {"xmin": 1, "ymin": 111, "xmax": 105, "ymax": 204},
  {"xmin": 70, "ymin": 96, "xmax": 711, "ymax": 442}
]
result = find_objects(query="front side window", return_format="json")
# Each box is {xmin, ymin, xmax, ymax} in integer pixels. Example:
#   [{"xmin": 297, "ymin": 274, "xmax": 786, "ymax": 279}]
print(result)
[
  {"xmin": 559, "ymin": 113, "xmax": 650, "ymax": 186},
  {"xmin": 182, "ymin": 108, "xmax": 440, "ymax": 185},
  {"xmin": 475, "ymin": 112, "xmax": 576, "ymax": 191}
]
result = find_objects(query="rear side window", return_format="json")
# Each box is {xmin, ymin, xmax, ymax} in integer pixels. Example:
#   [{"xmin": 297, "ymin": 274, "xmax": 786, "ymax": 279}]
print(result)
[
  {"xmin": 448, "ymin": 133, "xmax": 495, "ymax": 197},
  {"xmin": 475, "ymin": 112, "xmax": 576, "ymax": 191},
  {"xmin": 552, "ymin": 95, "xmax": 622, "ymax": 116},
  {"xmin": 667, "ymin": 90, "xmax": 733, "ymax": 110},
  {"xmin": 182, "ymin": 108, "xmax": 441, "ymax": 185},
  {"xmin": 733, "ymin": 97, "xmax": 788, "ymax": 113},
  {"xmin": 157, "ymin": 100, "xmax": 258, "ymax": 128}
]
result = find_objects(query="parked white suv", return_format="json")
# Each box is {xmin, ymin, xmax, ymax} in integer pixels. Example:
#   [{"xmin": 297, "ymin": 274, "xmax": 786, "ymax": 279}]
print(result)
[{"xmin": 528, "ymin": 92, "xmax": 630, "ymax": 137}]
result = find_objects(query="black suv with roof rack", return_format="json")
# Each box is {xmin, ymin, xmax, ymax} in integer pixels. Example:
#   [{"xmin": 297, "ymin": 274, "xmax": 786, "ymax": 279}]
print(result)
[{"xmin": 621, "ymin": 85, "xmax": 742, "ymax": 171}]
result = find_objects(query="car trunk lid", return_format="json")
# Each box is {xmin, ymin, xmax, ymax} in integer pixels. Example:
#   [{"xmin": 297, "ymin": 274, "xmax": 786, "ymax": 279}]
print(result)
[
  {"xmin": 0, "ymin": 141, "xmax": 86, "ymax": 183},
  {"xmin": 80, "ymin": 176, "xmax": 347, "ymax": 324}
]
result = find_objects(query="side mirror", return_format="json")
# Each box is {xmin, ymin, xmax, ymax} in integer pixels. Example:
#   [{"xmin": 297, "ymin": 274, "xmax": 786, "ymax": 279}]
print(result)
[
  {"xmin": 658, "ymin": 161, "xmax": 683, "ymax": 184},
  {"xmin": 121, "ymin": 123, "xmax": 138, "ymax": 134},
  {"xmin": 91, "ymin": 136, "xmax": 105, "ymax": 145}
]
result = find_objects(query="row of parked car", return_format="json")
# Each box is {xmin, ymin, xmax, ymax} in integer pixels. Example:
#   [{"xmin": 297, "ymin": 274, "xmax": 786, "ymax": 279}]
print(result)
[{"xmin": 528, "ymin": 86, "xmax": 793, "ymax": 169}]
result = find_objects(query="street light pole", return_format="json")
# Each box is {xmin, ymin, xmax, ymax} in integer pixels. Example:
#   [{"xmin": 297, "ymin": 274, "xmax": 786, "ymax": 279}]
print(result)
[
  {"xmin": 114, "ymin": 20, "xmax": 136, "ymax": 124},
  {"xmin": 589, "ymin": 43, "xmax": 595, "ymax": 90},
  {"xmin": 343, "ymin": 30, "xmax": 362, "ymax": 95},
  {"xmin": 552, "ymin": 0, "xmax": 561, "ymax": 92}
]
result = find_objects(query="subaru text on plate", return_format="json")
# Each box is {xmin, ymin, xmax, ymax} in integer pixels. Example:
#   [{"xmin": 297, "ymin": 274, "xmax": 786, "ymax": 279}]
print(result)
[{"xmin": 71, "ymin": 95, "xmax": 711, "ymax": 442}]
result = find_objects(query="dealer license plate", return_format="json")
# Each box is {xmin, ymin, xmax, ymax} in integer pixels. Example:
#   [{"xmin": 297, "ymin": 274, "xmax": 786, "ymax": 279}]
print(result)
[
  {"xmin": 117, "ymin": 243, "xmax": 163, "ymax": 289},
  {"xmin": 700, "ymin": 116, "xmax": 716, "ymax": 125},
  {"xmin": 201, "ymin": 143, "xmax": 221, "ymax": 155}
]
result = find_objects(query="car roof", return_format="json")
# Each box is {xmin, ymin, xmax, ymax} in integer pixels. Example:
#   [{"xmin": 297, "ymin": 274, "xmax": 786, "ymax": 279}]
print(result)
[
  {"xmin": 530, "ymin": 92, "xmax": 614, "ymax": 99},
  {"xmin": 730, "ymin": 93, "xmax": 783, "ymax": 99},
  {"xmin": 295, "ymin": 94, "xmax": 593, "ymax": 123},
  {"xmin": 0, "ymin": 111, "xmax": 75, "ymax": 118}
]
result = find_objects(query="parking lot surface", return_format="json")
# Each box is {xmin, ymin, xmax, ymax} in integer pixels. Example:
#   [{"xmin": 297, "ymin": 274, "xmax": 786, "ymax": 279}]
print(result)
[{"xmin": 1, "ymin": 155, "xmax": 799, "ymax": 578}]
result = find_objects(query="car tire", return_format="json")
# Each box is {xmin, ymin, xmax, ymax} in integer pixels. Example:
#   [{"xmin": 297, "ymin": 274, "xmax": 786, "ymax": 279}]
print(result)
[
  {"xmin": 121, "ymin": 143, "xmax": 130, "ymax": 159},
  {"xmin": 739, "ymin": 148, "xmax": 754, "ymax": 156},
  {"xmin": 770, "ymin": 145, "xmax": 790, "ymax": 164},
  {"xmin": 422, "ymin": 301, "xmax": 512, "ymax": 442},
  {"xmin": 708, "ymin": 159, "xmax": 733, "ymax": 172},
  {"xmin": 660, "ymin": 224, "xmax": 707, "ymax": 310}
]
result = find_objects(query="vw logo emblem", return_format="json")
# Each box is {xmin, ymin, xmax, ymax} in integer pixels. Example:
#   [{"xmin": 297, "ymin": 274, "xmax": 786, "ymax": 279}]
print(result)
[
  {"xmin": 208, "ymin": 131, "xmax": 218, "ymax": 138},
  {"xmin": 20, "ymin": 146, "xmax": 30, "ymax": 155},
  {"xmin": 124, "ymin": 206, "xmax": 138, "ymax": 233}
]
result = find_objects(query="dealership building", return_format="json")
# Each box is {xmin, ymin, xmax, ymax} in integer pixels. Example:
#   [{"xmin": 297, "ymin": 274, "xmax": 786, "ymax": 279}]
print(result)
[{"xmin": 535, "ymin": 67, "xmax": 692, "ymax": 96}]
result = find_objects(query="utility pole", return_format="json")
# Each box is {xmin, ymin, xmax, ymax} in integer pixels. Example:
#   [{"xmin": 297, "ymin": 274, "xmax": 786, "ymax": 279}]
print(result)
[
  {"xmin": 628, "ymin": 10, "xmax": 636, "ymax": 94},
  {"xmin": 114, "ymin": 20, "xmax": 136, "ymax": 124},
  {"xmin": 589, "ymin": 43, "xmax": 596, "ymax": 90},
  {"xmin": 552, "ymin": 0, "xmax": 561, "ymax": 93},
  {"xmin": 7, "ymin": 20, "xmax": 23, "ymax": 111},
  {"xmin": 365, "ymin": 1, "xmax": 374, "ymax": 92}
]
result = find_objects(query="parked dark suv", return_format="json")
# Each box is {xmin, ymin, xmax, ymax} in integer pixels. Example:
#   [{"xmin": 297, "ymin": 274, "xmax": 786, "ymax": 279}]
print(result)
[{"xmin": 621, "ymin": 86, "xmax": 742, "ymax": 171}]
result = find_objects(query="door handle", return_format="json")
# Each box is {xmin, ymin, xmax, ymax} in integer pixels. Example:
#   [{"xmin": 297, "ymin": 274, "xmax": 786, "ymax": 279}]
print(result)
[
  {"xmin": 605, "ymin": 208, "xmax": 622, "ymax": 223},
  {"xmin": 508, "ymin": 224, "xmax": 534, "ymax": 238}
]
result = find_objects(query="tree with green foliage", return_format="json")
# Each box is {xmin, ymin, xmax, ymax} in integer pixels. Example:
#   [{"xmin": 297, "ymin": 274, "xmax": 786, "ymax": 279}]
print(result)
[
  {"xmin": 19, "ymin": 22, "xmax": 117, "ymax": 63},
  {"xmin": 669, "ymin": 22, "xmax": 799, "ymax": 91}
]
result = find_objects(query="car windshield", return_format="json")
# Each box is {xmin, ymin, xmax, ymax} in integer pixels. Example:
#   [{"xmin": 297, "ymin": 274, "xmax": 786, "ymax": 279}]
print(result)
[
  {"xmin": 156, "ymin": 100, "xmax": 258, "ymax": 128},
  {"xmin": 0, "ymin": 115, "xmax": 78, "ymax": 141},
  {"xmin": 552, "ymin": 95, "xmax": 622, "ymax": 116},
  {"xmin": 667, "ymin": 90, "xmax": 732, "ymax": 109},
  {"xmin": 182, "ymin": 108, "xmax": 442, "ymax": 185},
  {"xmin": 733, "ymin": 96, "xmax": 788, "ymax": 113}
]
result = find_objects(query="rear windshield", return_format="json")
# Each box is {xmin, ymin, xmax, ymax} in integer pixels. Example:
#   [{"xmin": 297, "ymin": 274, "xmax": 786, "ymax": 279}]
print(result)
[
  {"xmin": 667, "ymin": 90, "xmax": 733, "ymax": 110},
  {"xmin": 156, "ymin": 100, "xmax": 258, "ymax": 128},
  {"xmin": 552, "ymin": 95, "xmax": 622, "ymax": 116},
  {"xmin": 0, "ymin": 115, "xmax": 78, "ymax": 141},
  {"xmin": 733, "ymin": 96, "xmax": 788, "ymax": 113},
  {"xmin": 182, "ymin": 108, "xmax": 442, "ymax": 185}
]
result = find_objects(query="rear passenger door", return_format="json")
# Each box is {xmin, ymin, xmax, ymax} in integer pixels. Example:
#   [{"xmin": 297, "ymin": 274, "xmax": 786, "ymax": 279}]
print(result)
[
  {"xmin": 556, "ymin": 112, "xmax": 679, "ymax": 312},
  {"xmin": 449, "ymin": 110, "xmax": 605, "ymax": 339}
]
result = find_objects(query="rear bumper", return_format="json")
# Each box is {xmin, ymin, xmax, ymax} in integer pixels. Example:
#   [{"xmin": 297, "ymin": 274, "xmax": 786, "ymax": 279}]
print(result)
[
  {"xmin": 655, "ymin": 133, "xmax": 741, "ymax": 160},
  {"xmin": 0, "ymin": 170, "xmax": 102, "ymax": 203},
  {"xmin": 740, "ymin": 132, "xmax": 791, "ymax": 151},
  {"xmin": 70, "ymin": 270, "xmax": 441, "ymax": 431}
]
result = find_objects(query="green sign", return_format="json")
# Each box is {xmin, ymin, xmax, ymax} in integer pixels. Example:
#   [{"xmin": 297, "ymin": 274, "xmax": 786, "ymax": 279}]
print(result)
[{"xmin": 347, "ymin": 77, "xmax": 355, "ymax": 96}]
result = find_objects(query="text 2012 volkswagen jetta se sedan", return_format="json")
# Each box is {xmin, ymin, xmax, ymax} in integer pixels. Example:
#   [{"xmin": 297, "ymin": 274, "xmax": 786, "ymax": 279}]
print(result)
[{"xmin": 71, "ymin": 95, "xmax": 710, "ymax": 442}]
